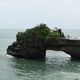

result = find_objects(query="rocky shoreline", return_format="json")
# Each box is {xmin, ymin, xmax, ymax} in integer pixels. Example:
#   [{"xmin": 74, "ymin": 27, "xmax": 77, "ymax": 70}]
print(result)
[{"xmin": 7, "ymin": 41, "xmax": 46, "ymax": 59}]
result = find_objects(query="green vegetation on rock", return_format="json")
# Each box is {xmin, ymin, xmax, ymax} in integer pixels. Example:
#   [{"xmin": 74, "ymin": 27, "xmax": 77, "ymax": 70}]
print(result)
[
  {"xmin": 16, "ymin": 23, "xmax": 61, "ymax": 45},
  {"xmin": 7, "ymin": 23, "xmax": 66, "ymax": 59}
]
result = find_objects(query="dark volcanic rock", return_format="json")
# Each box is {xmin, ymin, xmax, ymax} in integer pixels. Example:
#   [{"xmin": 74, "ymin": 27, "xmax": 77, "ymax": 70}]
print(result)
[
  {"xmin": 7, "ymin": 42, "xmax": 46, "ymax": 59},
  {"xmin": 7, "ymin": 39, "xmax": 80, "ymax": 59}
]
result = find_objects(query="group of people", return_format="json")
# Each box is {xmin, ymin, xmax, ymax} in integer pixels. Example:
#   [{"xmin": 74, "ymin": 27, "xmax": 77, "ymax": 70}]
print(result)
[{"xmin": 53, "ymin": 27, "xmax": 78, "ymax": 40}]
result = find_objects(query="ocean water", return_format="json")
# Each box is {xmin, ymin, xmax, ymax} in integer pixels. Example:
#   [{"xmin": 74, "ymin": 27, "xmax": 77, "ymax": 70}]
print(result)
[{"xmin": 0, "ymin": 29, "xmax": 80, "ymax": 80}]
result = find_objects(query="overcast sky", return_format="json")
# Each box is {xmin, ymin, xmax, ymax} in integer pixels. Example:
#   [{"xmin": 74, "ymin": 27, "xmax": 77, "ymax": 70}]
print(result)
[{"xmin": 0, "ymin": 0, "xmax": 80, "ymax": 29}]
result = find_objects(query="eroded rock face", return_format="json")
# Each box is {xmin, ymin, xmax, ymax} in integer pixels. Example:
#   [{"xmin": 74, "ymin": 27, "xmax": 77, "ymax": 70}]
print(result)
[
  {"xmin": 61, "ymin": 46, "xmax": 80, "ymax": 59},
  {"xmin": 61, "ymin": 39, "xmax": 80, "ymax": 58},
  {"xmin": 54, "ymin": 39, "xmax": 80, "ymax": 59},
  {"xmin": 7, "ymin": 39, "xmax": 80, "ymax": 59},
  {"xmin": 7, "ymin": 42, "xmax": 46, "ymax": 59}
]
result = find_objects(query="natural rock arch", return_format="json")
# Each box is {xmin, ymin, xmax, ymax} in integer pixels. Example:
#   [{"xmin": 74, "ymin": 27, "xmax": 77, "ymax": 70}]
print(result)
[
  {"xmin": 7, "ymin": 39, "xmax": 80, "ymax": 59},
  {"xmin": 7, "ymin": 24, "xmax": 80, "ymax": 59}
]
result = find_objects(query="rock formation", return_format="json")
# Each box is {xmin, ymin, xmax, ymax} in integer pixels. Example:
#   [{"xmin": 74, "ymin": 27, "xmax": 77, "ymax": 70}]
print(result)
[{"xmin": 7, "ymin": 23, "xmax": 80, "ymax": 59}]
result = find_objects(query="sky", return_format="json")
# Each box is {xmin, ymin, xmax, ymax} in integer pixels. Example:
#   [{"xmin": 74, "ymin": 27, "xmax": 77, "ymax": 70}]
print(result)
[{"xmin": 0, "ymin": 0, "xmax": 80, "ymax": 29}]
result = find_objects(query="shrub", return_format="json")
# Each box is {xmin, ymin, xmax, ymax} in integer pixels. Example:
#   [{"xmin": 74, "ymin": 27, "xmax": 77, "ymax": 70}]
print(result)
[{"xmin": 16, "ymin": 23, "xmax": 61, "ymax": 45}]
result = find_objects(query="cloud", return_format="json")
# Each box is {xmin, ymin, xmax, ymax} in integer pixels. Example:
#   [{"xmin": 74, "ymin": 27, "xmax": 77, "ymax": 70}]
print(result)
[{"xmin": 0, "ymin": 0, "xmax": 80, "ymax": 29}]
